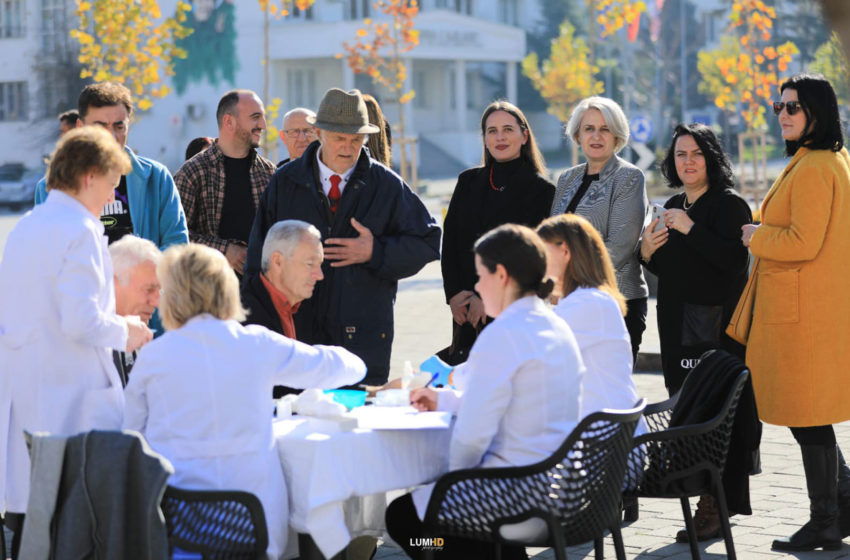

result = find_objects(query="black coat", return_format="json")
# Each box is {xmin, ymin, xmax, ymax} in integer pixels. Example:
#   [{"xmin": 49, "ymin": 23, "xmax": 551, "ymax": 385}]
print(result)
[
  {"xmin": 439, "ymin": 160, "xmax": 553, "ymax": 360},
  {"xmin": 643, "ymin": 188, "xmax": 752, "ymax": 394},
  {"xmin": 441, "ymin": 161, "xmax": 555, "ymax": 302},
  {"xmin": 667, "ymin": 349, "xmax": 762, "ymax": 516},
  {"xmin": 242, "ymin": 272, "xmax": 283, "ymax": 335},
  {"xmin": 244, "ymin": 141, "xmax": 441, "ymax": 384},
  {"xmin": 241, "ymin": 273, "xmax": 301, "ymax": 398}
]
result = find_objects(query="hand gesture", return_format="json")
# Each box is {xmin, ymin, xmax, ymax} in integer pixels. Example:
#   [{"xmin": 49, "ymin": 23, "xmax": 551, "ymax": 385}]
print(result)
[
  {"xmin": 224, "ymin": 243, "xmax": 247, "ymax": 273},
  {"xmin": 664, "ymin": 208, "xmax": 695, "ymax": 235},
  {"xmin": 448, "ymin": 291, "xmax": 473, "ymax": 325},
  {"xmin": 409, "ymin": 387, "xmax": 438, "ymax": 412},
  {"xmin": 466, "ymin": 294, "xmax": 486, "ymax": 327},
  {"xmin": 324, "ymin": 218, "xmax": 374, "ymax": 267},
  {"xmin": 741, "ymin": 224, "xmax": 759, "ymax": 247},
  {"xmin": 125, "ymin": 315, "xmax": 153, "ymax": 353},
  {"xmin": 640, "ymin": 218, "xmax": 669, "ymax": 262}
]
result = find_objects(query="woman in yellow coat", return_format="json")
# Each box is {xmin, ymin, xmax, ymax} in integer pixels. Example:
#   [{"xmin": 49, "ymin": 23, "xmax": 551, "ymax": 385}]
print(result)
[{"xmin": 729, "ymin": 73, "xmax": 850, "ymax": 551}]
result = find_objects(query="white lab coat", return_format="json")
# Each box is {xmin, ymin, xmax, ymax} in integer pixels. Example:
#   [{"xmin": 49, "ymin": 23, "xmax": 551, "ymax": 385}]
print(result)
[
  {"xmin": 554, "ymin": 287, "xmax": 645, "ymax": 435},
  {"xmin": 0, "ymin": 190, "xmax": 128, "ymax": 514},
  {"xmin": 123, "ymin": 316, "xmax": 366, "ymax": 560},
  {"xmin": 413, "ymin": 296, "xmax": 585, "ymax": 518}
]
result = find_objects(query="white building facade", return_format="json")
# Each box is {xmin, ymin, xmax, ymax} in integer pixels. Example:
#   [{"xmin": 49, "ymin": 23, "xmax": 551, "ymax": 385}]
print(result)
[{"xmin": 0, "ymin": 0, "xmax": 561, "ymax": 176}]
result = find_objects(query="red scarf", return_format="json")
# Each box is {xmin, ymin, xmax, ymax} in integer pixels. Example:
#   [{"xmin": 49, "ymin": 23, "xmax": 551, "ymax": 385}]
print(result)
[{"xmin": 260, "ymin": 273, "xmax": 300, "ymax": 339}]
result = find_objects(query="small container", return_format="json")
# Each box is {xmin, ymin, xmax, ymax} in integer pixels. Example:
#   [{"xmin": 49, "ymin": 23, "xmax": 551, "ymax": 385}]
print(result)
[{"xmin": 324, "ymin": 389, "xmax": 367, "ymax": 410}]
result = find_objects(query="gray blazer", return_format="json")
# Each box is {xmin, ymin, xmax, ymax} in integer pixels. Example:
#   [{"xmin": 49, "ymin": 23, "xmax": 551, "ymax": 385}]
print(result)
[{"xmin": 551, "ymin": 155, "xmax": 648, "ymax": 300}]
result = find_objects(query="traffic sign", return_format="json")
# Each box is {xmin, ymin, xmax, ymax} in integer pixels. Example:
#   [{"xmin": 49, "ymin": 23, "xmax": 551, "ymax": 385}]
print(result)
[
  {"xmin": 632, "ymin": 142, "xmax": 654, "ymax": 172},
  {"xmin": 630, "ymin": 115, "xmax": 653, "ymax": 143}
]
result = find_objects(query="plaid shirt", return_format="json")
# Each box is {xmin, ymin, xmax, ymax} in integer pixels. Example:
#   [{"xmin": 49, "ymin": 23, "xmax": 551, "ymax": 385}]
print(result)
[{"xmin": 174, "ymin": 139, "xmax": 275, "ymax": 253}]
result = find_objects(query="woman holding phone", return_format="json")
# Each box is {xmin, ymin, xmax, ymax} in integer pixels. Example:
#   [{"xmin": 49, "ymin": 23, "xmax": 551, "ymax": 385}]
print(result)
[
  {"xmin": 640, "ymin": 123, "xmax": 751, "ymax": 396},
  {"xmin": 639, "ymin": 124, "xmax": 753, "ymax": 541}
]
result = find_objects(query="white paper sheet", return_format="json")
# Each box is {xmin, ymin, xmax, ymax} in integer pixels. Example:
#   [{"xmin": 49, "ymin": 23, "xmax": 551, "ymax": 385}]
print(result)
[{"xmin": 349, "ymin": 406, "xmax": 452, "ymax": 430}]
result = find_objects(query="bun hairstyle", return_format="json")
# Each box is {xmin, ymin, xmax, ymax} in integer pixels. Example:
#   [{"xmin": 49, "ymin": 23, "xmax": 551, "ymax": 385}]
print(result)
[{"xmin": 474, "ymin": 224, "xmax": 553, "ymax": 300}]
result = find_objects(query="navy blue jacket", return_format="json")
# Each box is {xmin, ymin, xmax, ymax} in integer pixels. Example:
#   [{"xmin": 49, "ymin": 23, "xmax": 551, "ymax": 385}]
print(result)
[{"xmin": 244, "ymin": 141, "xmax": 441, "ymax": 384}]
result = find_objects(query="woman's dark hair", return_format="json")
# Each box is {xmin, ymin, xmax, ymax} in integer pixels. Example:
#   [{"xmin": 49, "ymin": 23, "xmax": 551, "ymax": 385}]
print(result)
[
  {"xmin": 185, "ymin": 136, "xmax": 214, "ymax": 161},
  {"xmin": 660, "ymin": 123, "xmax": 735, "ymax": 191},
  {"xmin": 479, "ymin": 100, "xmax": 547, "ymax": 175},
  {"xmin": 780, "ymin": 73, "xmax": 844, "ymax": 155},
  {"xmin": 474, "ymin": 224, "xmax": 553, "ymax": 300},
  {"xmin": 363, "ymin": 94, "xmax": 391, "ymax": 167}
]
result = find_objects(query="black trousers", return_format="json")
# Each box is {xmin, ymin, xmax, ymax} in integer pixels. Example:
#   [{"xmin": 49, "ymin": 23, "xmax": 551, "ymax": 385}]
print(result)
[
  {"xmin": 385, "ymin": 494, "xmax": 528, "ymax": 560},
  {"xmin": 624, "ymin": 297, "xmax": 648, "ymax": 365},
  {"xmin": 791, "ymin": 425, "xmax": 836, "ymax": 446}
]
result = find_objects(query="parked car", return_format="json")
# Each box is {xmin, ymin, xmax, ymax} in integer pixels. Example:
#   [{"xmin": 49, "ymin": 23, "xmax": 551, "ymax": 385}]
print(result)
[{"xmin": 0, "ymin": 163, "xmax": 43, "ymax": 211}]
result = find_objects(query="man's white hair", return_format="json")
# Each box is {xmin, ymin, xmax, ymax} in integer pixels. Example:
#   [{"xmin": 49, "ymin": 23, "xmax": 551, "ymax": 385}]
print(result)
[
  {"xmin": 109, "ymin": 235, "xmax": 161, "ymax": 286},
  {"xmin": 282, "ymin": 107, "xmax": 317, "ymax": 126},
  {"xmin": 261, "ymin": 219, "xmax": 322, "ymax": 273}
]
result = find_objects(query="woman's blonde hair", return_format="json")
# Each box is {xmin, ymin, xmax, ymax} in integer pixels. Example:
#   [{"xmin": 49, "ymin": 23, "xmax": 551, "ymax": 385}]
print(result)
[
  {"xmin": 565, "ymin": 96, "xmax": 630, "ymax": 153},
  {"xmin": 46, "ymin": 126, "xmax": 131, "ymax": 193},
  {"xmin": 536, "ymin": 214, "xmax": 626, "ymax": 315},
  {"xmin": 157, "ymin": 243, "xmax": 246, "ymax": 330}
]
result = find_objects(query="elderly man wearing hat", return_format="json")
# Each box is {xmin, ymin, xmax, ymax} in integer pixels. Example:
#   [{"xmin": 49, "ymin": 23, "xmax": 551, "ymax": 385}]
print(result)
[{"xmin": 244, "ymin": 88, "xmax": 441, "ymax": 386}]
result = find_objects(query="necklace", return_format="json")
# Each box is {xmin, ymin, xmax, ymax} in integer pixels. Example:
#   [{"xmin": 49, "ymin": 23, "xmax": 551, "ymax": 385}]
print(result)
[
  {"xmin": 488, "ymin": 166, "xmax": 505, "ymax": 192},
  {"xmin": 682, "ymin": 196, "xmax": 694, "ymax": 211}
]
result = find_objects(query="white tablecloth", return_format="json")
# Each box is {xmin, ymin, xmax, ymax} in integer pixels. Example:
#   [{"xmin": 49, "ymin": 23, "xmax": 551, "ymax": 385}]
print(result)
[{"xmin": 273, "ymin": 416, "xmax": 452, "ymax": 558}]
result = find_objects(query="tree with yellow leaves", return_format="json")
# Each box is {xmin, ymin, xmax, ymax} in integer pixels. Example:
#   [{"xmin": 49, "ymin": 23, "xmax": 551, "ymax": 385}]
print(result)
[
  {"xmin": 340, "ymin": 0, "xmax": 420, "ymax": 184},
  {"xmin": 697, "ymin": 0, "xmax": 798, "ymax": 196},
  {"xmin": 256, "ymin": 1, "xmax": 317, "ymax": 159},
  {"xmin": 70, "ymin": 0, "xmax": 193, "ymax": 112},
  {"xmin": 591, "ymin": 0, "xmax": 647, "ymax": 38},
  {"xmin": 697, "ymin": 0, "xmax": 797, "ymax": 132},
  {"xmin": 522, "ymin": 22, "xmax": 603, "ymax": 125}
]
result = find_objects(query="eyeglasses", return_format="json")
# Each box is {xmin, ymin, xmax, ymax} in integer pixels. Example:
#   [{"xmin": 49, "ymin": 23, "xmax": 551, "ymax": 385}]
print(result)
[
  {"xmin": 772, "ymin": 101, "xmax": 803, "ymax": 116},
  {"xmin": 283, "ymin": 128, "xmax": 316, "ymax": 138}
]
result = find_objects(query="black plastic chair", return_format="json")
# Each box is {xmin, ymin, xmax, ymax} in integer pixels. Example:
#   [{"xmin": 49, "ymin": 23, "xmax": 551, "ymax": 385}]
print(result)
[
  {"xmin": 160, "ymin": 485, "xmax": 269, "ymax": 560},
  {"xmin": 622, "ymin": 367, "xmax": 750, "ymax": 560},
  {"xmin": 422, "ymin": 401, "xmax": 647, "ymax": 560}
]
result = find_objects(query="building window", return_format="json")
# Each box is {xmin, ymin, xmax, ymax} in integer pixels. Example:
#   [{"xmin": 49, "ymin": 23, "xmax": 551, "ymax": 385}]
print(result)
[
  {"xmin": 286, "ymin": 69, "xmax": 316, "ymax": 108},
  {"xmin": 41, "ymin": 0, "xmax": 68, "ymax": 53},
  {"xmin": 498, "ymin": 0, "xmax": 517, "ymax": 25},
  {"xmin": 413, "ymin": 71, "xmax": 427, "ymax": 109},
  {"xmin": 347, "ymin": 0, "xmax": 370, "ymax": 20},
  {"xmin": 448, "ymin": 68, "xmax": 456, "ymax": 110},
  {"xmin": 0, "ymin": 0, "xmax": 24, "ymax": 38},
  {"xmin": 0, "ymin": 82, "xmax": 27, "ymax": 121},
  {"xmin": 434, "ymin": 0, "xmax": 469, "ymax": 14},
  {"xmin": 454, "ymin": 0, "xmax": 472, "ymax": 15},
  {"xmin": 290, "ymin": 3, "xmax": 314, "ymax": 20}
]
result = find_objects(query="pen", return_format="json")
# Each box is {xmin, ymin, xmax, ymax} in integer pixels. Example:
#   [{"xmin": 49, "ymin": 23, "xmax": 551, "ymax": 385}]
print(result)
[{"xmin": 423, "ymin": 372, "xmax": 439, "ymax": 389}]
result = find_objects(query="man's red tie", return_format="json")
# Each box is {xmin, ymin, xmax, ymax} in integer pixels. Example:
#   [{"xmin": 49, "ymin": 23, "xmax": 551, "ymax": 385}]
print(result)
[{"xmin": 328, "ymin": 174, "xmax": 341, "ymax": 214}]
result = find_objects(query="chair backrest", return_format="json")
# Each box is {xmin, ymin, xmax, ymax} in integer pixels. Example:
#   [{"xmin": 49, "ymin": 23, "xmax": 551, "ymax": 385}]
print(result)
[
  {"xmin": 160, "ymin": 485, "xmax": 269, "ymax": 560},
  {"xmin": 424, "ymin": 401, "xmax": 646, "ymax": 546},
  {"xmin": 627, "ymin": 351, "xmax": 750, "ymax": 496}
]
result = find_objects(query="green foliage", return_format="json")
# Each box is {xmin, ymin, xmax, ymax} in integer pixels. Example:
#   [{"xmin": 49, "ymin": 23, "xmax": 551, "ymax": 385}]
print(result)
[{"xmin": 811, "ymin": 33, "xmax": 850, "ymax": 108}]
